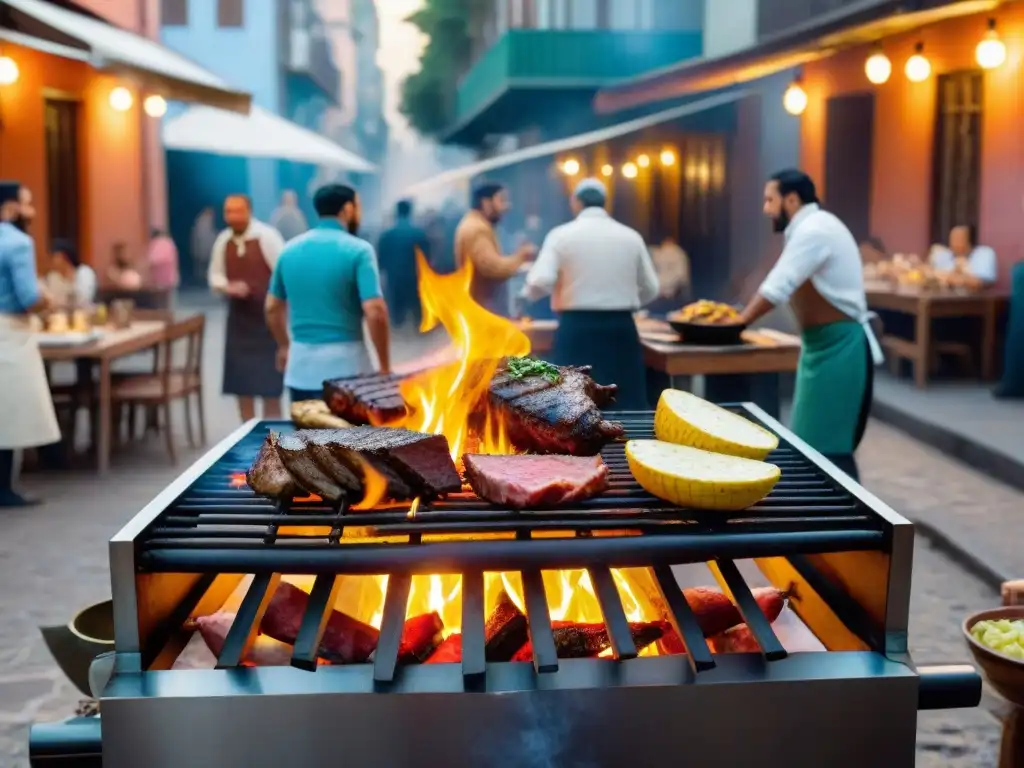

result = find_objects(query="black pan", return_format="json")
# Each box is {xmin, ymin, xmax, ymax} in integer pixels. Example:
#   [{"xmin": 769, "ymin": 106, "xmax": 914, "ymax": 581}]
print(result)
[{"xmin": 666, "ymin": 319, "xmax": 747, "ymax": 345}]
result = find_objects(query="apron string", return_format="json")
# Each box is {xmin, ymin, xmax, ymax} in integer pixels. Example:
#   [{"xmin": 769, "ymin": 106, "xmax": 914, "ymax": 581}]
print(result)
[{"xmin": 861, "ymin": 311, "xmax": 886, "ymax": 367}]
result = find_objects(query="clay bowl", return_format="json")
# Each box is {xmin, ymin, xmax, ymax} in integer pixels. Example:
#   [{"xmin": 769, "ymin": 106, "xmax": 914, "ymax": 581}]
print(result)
[{"xmin": 962, "ymin": 606, "xmax": 1024, "ymax": 708}]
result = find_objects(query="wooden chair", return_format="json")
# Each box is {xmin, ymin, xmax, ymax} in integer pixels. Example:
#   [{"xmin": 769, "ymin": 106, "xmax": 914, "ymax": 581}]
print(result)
[{"xmin": 110, "ymin": 314, "xmax": 206, "ymax": 463}]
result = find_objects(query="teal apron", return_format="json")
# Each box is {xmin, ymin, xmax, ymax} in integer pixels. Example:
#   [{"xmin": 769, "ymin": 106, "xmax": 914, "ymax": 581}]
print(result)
[
  {"xmin": 998, "ymin": 261, "xmax": 1024, "ymax": 397},
  {"xmin": 790, "ymin": 320, "xmax": 874, "ymax": 479}
]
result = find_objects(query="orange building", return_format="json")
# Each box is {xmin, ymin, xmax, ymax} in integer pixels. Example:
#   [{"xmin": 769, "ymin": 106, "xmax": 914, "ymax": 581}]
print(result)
[{"xmin": 0, "ymin": 0, "xmax": 248, "ymax": 274}]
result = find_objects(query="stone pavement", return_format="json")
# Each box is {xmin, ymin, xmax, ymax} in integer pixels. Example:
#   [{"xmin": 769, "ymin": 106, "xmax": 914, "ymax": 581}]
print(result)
[{"xmin": 0, "ymin": 302, "xmax": 1016, "ymax": 765}]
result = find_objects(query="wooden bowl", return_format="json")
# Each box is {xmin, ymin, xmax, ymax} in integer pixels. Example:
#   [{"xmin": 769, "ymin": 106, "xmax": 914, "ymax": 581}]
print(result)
[{"xmin": 962, "ymin": 606, "xmax": 1024, "ymax": 707}]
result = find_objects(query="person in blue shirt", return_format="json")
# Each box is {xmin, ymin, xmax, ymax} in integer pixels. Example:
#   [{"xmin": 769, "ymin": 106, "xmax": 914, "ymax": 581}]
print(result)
[
  {"xmin": 377, "ymin": 199, "xmax": 430, "ymax": 328},
  {"xmin": 265, "ymin": 183, "xmax": 392, "ymax": 402},
  {"xmin": 0, "ymin": 181, "xmax": 61, "ymax": 507}
]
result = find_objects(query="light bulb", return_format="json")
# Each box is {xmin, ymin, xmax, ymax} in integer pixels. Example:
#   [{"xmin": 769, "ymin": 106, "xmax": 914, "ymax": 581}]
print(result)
[
  {"xmin": 622, "ymin": 162, "xmax": 638, "ymax": 179},
  {"xmin": 143, "ymin": 95, "xmax": 167, "ymax": 117},
  {"xmin": 783, "ymin": 82, "xmax": 807, "ymax": 116},
  {"xmin": 905, "ymin": 44, "xmax": 931, "ymax": 82},
  {"xmin": 561, "ymin": 158, "xmax": 580, "ymax": 176},
  {"xmin": 976, "ymin": 19, "xmax": 1006, "ymax": 70},
  {"xmin": 0, "ymin": 56, "xmax": 18, "ymax": 86},
  {"xmin": 660, "ymin": 149, "xmax": 676, "ymax": 166},
  {"xmin": 865, "ymin": 51, "xmax": 892, "ymax": 84},
  {"xmin": 637, "ymin": 153, "xmax": 650, "ymax": 168},
  {"xmin": 600, "ymin": 164, "xmax": 613, "ymax": 177},
  {"xmin": 109, "ymin": 86, "xmax": 134, "ymax": 112}
]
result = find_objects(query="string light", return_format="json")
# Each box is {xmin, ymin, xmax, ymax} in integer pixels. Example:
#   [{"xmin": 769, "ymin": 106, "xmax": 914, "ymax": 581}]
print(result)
[
  {"xmin": 143, "ymin": 95, "xmax": 167, "ymax": 117},
  {"xmin": 783, "ymin": 79, "xmax": 807, "ymax": 116},
  {"xmin": 600, "ymin": 164, "xmax": 613, "ymax": 177},
  {"xmin": 622, "ymin": 162, "xmax": 638, "ymax": 179},
  {"xmin": 561, "ymin": 158, "xmax": 580, "ymax": 176},
  {"xmin": 864, "ymin": 46, "xmax": 892, "ymax": 84},
  {"xmin": 0, "ymin": 55, "xmax": 18, "ymax": 86},
  {"xmin": 637, "ymin": 153, "xmax": 650, "ymax": 168},
  {"xmin": 109, "ymin": 86, "xmax": 134, "ymax": 111},
  {"xmin": 660, "ymin": 149, "xmax": 676, "ymax": 166},
  {"xmin": 905, "ymin": 43, "xmax": 931, "ymax": 82},
  {"xmin": 976, "ymin": 18, "xmax": 1006, "ymax": 70}
]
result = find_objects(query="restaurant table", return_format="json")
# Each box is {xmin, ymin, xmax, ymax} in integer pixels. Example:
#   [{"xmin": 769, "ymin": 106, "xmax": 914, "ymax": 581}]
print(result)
[
  {"xmin": 518, "ymin": 319, "xmax": 801, "ymax": 418},
  {"xmin": 38, "ymin": 321, "xmax": 167, "ymax": 475},
  {"xmin": 865, "ymin": 283, "xmax": 1008, "ymax": 388}
]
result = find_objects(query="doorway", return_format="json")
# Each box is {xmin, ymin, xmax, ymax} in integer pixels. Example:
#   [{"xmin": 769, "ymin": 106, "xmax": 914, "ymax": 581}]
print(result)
[
  {"xmin": 824, "ymin": 92, "xmax": 875, "ymax": 242},
  {"xmin": 43, "ymin": 98, "xmax": 80, "ymax": 249}
]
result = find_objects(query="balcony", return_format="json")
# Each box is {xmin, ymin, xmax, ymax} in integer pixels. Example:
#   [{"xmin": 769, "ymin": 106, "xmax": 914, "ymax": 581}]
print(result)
[
  {"xmin": 278, "ymin": 0, "xmax": 341, "ymax": 102},
  {"xmin": 446, "ymin": 28, "xmax": 702, "ymax": 144}
]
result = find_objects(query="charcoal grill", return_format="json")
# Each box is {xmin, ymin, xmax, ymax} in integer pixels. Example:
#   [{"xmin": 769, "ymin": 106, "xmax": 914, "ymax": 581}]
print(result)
[{"xmin": 31, "ymin": 404, "xmax": 981, "ymax": 767}]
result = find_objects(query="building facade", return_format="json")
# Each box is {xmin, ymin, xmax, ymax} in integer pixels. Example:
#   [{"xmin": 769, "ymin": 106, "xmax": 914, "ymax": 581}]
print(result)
[
  {"xmin": 0, "ymin": 0, "xmax": 233, "ymax": 276},
  {"xmin": 160, "ymin": 0, "xmax": 340, "ymax": 275}
]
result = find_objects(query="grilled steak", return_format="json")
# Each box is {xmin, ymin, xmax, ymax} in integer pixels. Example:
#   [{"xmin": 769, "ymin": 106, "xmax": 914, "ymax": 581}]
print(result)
[
  {"xmin": 246, "ymin": 434, "xmax": 299, "ymax": 499},
  {"xmin": 488, "ymin": 364, "xmax": 624, "ymax": 455},
  {"xmin": 191, "ymin": 611, "xmax": 307, "ymax": 667},
  {"xmin": 246, "ymin": 427, "xmax": 462, "ymax": 502},
  {"xmin": 463, "ymin": 453, "xmax": 609, "ymax": 509},
  {"xmin": 324, "ymin": 373, "xmax": 408, "ymax": 425}
]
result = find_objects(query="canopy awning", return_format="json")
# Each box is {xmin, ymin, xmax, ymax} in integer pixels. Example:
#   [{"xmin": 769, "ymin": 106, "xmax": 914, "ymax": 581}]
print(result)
[
  {"xmin": 402, "ymin": 90, "xmax": 748, "ymax": 197},
  {"xmin": 594, "ymin": 0, "xmax": 998, "ymax": 114},
  {"xmin": 163, "ymin": 105, "xmax": 376, "ymax": 172},
  {"xmin": 0, "ymin": 0, "xmax": 250, "ymax": 112}
]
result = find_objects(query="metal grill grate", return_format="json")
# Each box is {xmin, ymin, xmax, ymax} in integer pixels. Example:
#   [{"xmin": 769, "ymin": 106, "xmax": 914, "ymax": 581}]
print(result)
[{"xmin": 138, "ymin": 409, "xmax": 885, "ymax": 575}]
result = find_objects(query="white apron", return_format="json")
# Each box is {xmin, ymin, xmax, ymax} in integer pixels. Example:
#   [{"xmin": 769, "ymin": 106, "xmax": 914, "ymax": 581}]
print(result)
[{"xmin": 0, "ymin": 314, "xmax": 61, "ymax": 449}]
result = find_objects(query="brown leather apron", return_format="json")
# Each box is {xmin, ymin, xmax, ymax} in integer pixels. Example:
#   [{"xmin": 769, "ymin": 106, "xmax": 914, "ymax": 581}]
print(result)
[{"xmin": 222, "ymin": 236, "xmax": 283, "ymax": 398}]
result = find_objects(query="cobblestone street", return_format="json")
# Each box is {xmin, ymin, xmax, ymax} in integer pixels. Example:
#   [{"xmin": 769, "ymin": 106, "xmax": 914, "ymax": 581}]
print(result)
[{"xmin": 0, "ymin": 307, "xmax": 1014, "ymax": 766}]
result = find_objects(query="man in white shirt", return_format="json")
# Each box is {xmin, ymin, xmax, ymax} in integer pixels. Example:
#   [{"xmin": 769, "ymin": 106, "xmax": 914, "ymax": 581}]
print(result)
[
  {"xmin": 209, "ymin": 194, "xmax": 287, "ymax": 422},
  {"xmin": 929, "ymin": 224, "xmax": 997, "ymax": 289},
  {"xmin": 738, "ymin": 170, "xmax": 883, "ymax": 481},
  {"xmin": 522, "ymin": 178, "xmax": 660, "ymax": 408}
]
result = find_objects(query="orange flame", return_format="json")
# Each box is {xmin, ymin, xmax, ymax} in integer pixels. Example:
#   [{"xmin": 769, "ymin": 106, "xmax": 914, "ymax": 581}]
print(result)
[
  {"xmin": 350, "ymin": 458, "xmax": 389, "ymax": 511},
  {"xmin": 230, "ymin": 472, "xmax": 246, "ymax": 488},
  {"xmin": 395, "ymin": 250, "xmax": 531, "ymax": 459}
]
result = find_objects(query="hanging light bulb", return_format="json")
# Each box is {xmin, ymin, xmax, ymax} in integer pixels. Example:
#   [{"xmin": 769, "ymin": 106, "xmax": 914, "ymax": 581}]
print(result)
[
  {"xmin": 600, "ymin": 164, "xmax": 613, "ymax": 177},
  {"xmin": 622, "ymin": 162, "xmax": 638, "ymax": 179},
  {"xmin": 864, "ymin": 45, "xmax": 892, "ymax": 84},
  {"xmin": 976, "ymin": 18, "xmax": 1007, "ymax": 70},
  {"xmin": 561, "ymin": 158, "xmax": 580, "ymax": 176},
  {"xmin": 905, "ymin": 43, "xmax": 931, "ymax": 82},
  {"xmin": 660, "ymin": 149, "xmax": 676, "ymax": 166},
  {"xmin": 0, "ymin": 55, "xmax": 19, "ymax": 86},
  {"xmin": 637, "ymin": 153, "xmax": 650, "ymax": 168},
  {"xmin": 143, "ymin": 94, "xmax": 167, "ymax": 117},
  {"xmin": 109, "ymin": 86, "xmax": 134, "ymax": 111},
  {"xmin": 783, "ymin": 79, "xmax": 808, "ymax": 116}
]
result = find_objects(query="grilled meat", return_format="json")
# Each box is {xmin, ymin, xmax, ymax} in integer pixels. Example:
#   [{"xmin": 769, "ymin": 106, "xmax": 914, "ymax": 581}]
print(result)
[
  {"xmin": 260, "ymin": 582, "xmax": 379, "ymax": 664},
  {"xmin": 245, "ymin": 427, "xmax": 462, "ymax": 502},
  {"xmin": 324, "ymin": 373, "xmax": 408, "ymax": 425},
  {"xmin": 246, "ymin": 434, "xmax": 299, "ymax": 499},
  {"xmin": 190, "ymin": 612, "xmax": 310, "ymax": 667},
  {"xmin": 484, "ymin": 591, "xmax": 530, "ymax": 661},
  {"xmin": 488, "ymin": 364, "xmax": 624, "ymax": 455},
  {"xmin": 658, "ymin": 587, "xmax": 786, "ymax": 654},
  {"xmin": 710, "ymin": 624, "xmax": 761, "ymax": 653},
  {"xmin": 462, "ymin": 453, "xmax": 609, "ymax": 509},
  {"xmin": 425, "ymin": 633, "xmax": 462, "ymax": 664},
  {"xmin": 511, "ymin": 620, "xmax": 665, "ymax": 661},
  {"xmin": 398, "ymin": 612, "xmax": 445, "ymax": 663}
]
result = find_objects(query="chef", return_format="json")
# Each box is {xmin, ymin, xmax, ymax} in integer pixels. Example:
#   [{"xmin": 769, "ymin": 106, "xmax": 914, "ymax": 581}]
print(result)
[
  {"xmin": 209, "ymin": 194, "xmax": 287, "ymax": 422},
  {"xmin": 0, "ymin": 181, "xmax": 60, "ymax": 507},
  {"xmin": 738, "ymin": 169, "xmax": 883, "ymax": 481},
  {"xmin": 521, "ymin": 178, "xmax": 660, "ymax": 409}
]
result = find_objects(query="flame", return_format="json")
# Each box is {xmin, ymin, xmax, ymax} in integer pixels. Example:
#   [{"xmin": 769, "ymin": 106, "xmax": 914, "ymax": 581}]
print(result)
[
  {"xmin": 394, "ymin": 250, "xmax": 531, "ymax": 459},
  {"xmin": 230, "ymin": 473, "xmax": 246, "ymax": 488},
  {"xmin": 350, "ymin": 458, "xmax": 389, "ymax": 511}
]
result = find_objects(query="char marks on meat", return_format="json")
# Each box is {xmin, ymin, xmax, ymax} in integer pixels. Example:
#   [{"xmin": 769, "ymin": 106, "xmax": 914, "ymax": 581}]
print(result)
[
  {"xmin": 324, "ymin": 374, "xmax": 408, "ymax": 426},
  {"xmin": 246, "ymin": 427, "xmax": 461, "ymax": 502},
  {"xmin": 246, "ymin": 434, "xmax": 299, "ymax": 499},
  {"xmin": 511, "ymin": 621, "xmax": 665, "ymax": 661},
  {"xmin": 488, "ymin": 364, "xmax": 624, "ymax": 455},
  {"xmin": 463, "ymin": 453, "xmax": 609, "ymax": 509},
  {"xmin": 484, "ymin": 591, "xmax": 530, "ymax": 661}
]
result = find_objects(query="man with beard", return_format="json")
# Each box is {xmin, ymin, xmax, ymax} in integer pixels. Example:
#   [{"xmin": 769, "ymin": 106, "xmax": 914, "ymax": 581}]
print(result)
[
  {"xmin": 265, "ymin": 184, "xmax": 391, "ymax": 401},
  {"xmin": 454, "ymin": 182, "xmax": 536, "ymax": 315},
  {"xmin": 737, "ymin": 169, "xmax": 883, "ymax": 481},
  {"xmin": 0, "ymin": 181, "xmax": 60, "ymax": 506},
  {"xmin": 209, "ymin": 194, "xmax": 286, "ymax": 422}
]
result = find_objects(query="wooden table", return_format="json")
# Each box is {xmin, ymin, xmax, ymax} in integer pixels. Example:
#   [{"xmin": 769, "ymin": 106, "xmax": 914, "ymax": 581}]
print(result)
[
  {"xmin": 866, "ymin": 284, "xmax": 1008, "ymax": 388},
  {"xmin": 518, "ymin": 318, "xmax": 801, "ymax": 416},
  {"xmin": 39, "ymin": 321, "xmax": 167, "ymax": 475}
]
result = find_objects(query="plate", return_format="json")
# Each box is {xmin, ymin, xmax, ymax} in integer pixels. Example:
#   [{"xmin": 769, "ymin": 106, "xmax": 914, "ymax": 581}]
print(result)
[{"xmin": 35, "ymin": 330, "xmax": 103, "ymax": 347}]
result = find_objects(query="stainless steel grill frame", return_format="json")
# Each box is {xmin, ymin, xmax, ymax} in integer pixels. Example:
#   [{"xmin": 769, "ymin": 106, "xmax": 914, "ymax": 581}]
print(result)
[{"xmin": 60, "ymin": 404, "xmax": 980, "ymax": 767}]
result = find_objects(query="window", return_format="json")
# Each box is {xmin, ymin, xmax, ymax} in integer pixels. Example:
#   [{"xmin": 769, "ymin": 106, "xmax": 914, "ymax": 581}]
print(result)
[
  {"xmin": 931, "ymin": 71, "xmax": 983, "ymax": 244},
  {"xmin": 161, "ymin": 0, "xmax": 187, "ymax": 26},
  {"xmin": 217, "ymin": 0, "xmax": 244, "ymax": 28},
  {"xmin": 44, "ymin": 99, "xmax": 80, "ymax": 250}
]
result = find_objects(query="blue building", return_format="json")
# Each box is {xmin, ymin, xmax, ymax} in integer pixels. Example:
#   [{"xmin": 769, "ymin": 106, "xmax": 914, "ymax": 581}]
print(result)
[{"xmin": 160, "ymin": 0, "xmax": 341, "ymax": 282}]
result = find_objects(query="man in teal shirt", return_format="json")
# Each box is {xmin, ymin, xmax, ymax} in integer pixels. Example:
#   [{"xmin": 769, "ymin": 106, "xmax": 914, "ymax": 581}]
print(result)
[{"xmin": 265, "ymin": 184, "xmax": 391, "ymax": 401}]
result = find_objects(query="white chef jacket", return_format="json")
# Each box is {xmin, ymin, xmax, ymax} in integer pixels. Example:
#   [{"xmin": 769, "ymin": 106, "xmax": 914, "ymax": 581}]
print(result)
[
  {"xmin": 758, "ymin": 203, "xmax": 884, "ymax": 365},
  {"xmin": 521, "ymin": 207, "xmax": 660, "ymax": 311},
  {"xmin": 207, "ymin": 220, "xmax": 285, "ymax": 292}
]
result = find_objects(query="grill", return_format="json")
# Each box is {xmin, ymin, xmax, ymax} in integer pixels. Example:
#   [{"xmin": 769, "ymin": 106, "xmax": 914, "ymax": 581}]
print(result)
[{"xmin": 31, "ymin": 404, "xmax": 982, "ymax": 768}]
